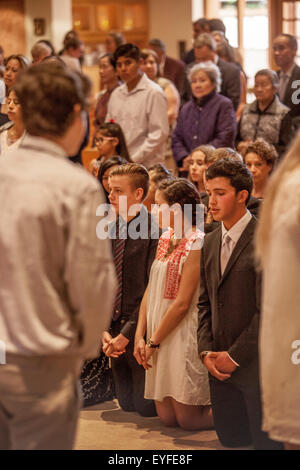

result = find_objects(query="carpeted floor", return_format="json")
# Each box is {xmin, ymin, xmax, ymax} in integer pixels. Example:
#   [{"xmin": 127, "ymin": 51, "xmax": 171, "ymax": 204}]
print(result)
[{"xmin": 75, "ymin": 399, "xmax": 232, "ymax": 451}]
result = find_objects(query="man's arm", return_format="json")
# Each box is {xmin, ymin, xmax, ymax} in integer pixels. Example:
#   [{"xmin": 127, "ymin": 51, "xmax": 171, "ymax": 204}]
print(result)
[
  {"xmin": 131, "ymin": 91, "xmax": 169, "ymax": 165},
  {"xmin": 64, "ymin": 185, "xmax": 117, "ymax": 359},
  {"xmin": 197, "ymin": 243, "xmax": 214, "ymax": 354},
  {"xmin": 227, "ymin": 270, "xmax": 261, "ymax": 367}
]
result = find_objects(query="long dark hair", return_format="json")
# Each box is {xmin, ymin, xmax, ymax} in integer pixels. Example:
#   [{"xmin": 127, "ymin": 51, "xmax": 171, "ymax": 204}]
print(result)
[
  {"xmin": 98, "ymin": 156, "xmax": 128, "ymax": 194},
  {"xmin": 96, "ymin": 122, "xmax": 131, "ymax": 162}
]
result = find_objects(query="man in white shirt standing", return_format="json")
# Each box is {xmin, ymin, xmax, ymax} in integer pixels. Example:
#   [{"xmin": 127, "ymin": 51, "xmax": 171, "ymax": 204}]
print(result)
[
  {"xmin": 106, "ymin": 43, "xmax": 169, "ymax": 168},
  {"xmin": 0, "ymin": 63, "xmax": 116, "ymax": 450}
]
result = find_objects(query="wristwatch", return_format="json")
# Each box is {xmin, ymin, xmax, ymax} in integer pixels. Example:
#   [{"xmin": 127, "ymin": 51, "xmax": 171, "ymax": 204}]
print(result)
[
  {"xmin": 200, "ymin": 351, "xmax": 211, "ymax": 363},
  {"xmin": 147, "ymin": 338, "xmax": 160, "ymax": 349}
]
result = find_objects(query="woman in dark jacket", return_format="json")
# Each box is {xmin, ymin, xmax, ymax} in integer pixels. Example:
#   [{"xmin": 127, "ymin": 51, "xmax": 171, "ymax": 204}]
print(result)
[
  {"xmin": 236, "ymin": 69, "xmax": 294, "ymax": 160},
  {"xmin": 172, "ymin": 61, "xmax": 236, "ymax": 173}
]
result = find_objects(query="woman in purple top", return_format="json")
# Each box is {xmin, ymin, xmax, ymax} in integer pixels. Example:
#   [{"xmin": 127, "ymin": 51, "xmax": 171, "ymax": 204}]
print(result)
[{"xmin": 172, "ymin": 62, "xmax": 236, "ymax": 173}]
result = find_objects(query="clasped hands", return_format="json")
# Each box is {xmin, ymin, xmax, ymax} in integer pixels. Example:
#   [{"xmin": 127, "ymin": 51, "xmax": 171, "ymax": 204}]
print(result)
[
  {"xmin": 102, "ymin": 331, "xmax": 129, "ymax": 358},
  {"xmin": 203, "ymin": 351, "xmax": 237, "ymax": 381},
  {"xmin": 134, "ymin": 338, "xmax": 155, "ymax": 370}
]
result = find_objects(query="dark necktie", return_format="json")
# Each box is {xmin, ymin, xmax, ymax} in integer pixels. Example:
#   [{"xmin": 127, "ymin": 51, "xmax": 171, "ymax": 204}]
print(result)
[{"xmin": 112, "ymin": 222, "xmax": 127, "ymax": 321}]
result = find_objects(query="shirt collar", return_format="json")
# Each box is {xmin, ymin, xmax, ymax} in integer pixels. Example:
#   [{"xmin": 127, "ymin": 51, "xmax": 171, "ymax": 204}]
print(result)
[
  {"xmin": 255, "ymin": 95, "xmax": 277, "ymax": 115},
  {"xmin": 20, "ymin": 134, "xmax": 67, "ymax": 159},
  {"xmin": 120, "ymin": 73, "xmax": 149, "ymax": 95},
  {"xmin": 221, "ymin": 210, "xmax": 252, "ymax": 245},
  {"xmin": 279, "ymin": 63, "xmax": 296, "ymax": 78}
]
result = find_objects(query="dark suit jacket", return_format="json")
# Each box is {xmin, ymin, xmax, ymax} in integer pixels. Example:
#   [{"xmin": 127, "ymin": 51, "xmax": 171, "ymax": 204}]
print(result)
[
  {"xmin": 181, "ymin": 58, "xmax": 241, "ymax": 110},
  {"xmin": 197, "ymin": 216, "xmax": 260, "ymax": 368},
  {"xmin": 217, "ymin": 58, "xmax": 241, "ymax": 111},
  {"xmin": 183, "ymin": 48, "xmax": 195, "ymax": 66},
  {"xmin": 277, "ymin": 64, "xmax": 300, "ymax": 129},
  {"xmin": 110, "ymin": 207, "xmax": 159, "ymax": 343},
  {"xmin": 163, "ymin": 55, "xmax": 185, "ymax": 94}
]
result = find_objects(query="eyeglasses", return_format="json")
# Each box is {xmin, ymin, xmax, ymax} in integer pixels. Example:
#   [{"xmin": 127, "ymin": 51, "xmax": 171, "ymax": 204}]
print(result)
[{"xmin": 95, "ymin": 136, "xmax": 115, "ymax": 145}]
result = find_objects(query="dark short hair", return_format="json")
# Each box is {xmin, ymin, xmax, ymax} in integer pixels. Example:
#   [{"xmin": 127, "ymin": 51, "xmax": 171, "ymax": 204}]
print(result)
[
  {"xmin": 208, "ymin": 18, "xmax": 226, "ymax": 34},
  {"xmin": 64, "ymin": 37, "xmax": 83, "ymax": 51},
  {"xmin": 275, "ymin": 33, "xmax": 298, "ymax": 51},
  {"xmin": 148, "ymin": 38, "xmax": 166, "ymax": 52},
  {"xmin": 99, "ymin": 52, "xmax": 115, "ymax": 68},
  {"xmin": 157, "ymin": 178, "xmax": 201, "ymax": 225},
  {"xmin": 96, "ymin": 121, "xmax": 131, "ymax": 162},
  {"xmin": 148, "ymin": 164, "xmax": 172, "ymax": 184},
  {"xmin": 14, "ymin": 63, "xmax": 90, "ymax": 137},
  {"xmin": 114, "ymin": 44, "xmax": 140, "ymax": 63},
  {"xmin": 63, "ymin": 30, "xmax": 79, "ymax": 45},
  {"xmin": 109, "ymin": 163, "xmax": 149, "ymax": 200},
  {"xmin": 193, "ymin": 18, "xmax": 209, "ymax": 29},
  {"xmin": 244, "ymin": 139, "xmax": 278, "ymax": 168},
  {"xmin": 98, "ymin": 156, "xmax": 128, "ymax": 188},
  {"xmin": 206, "ymin": 158, "xmax": 253, "ymax": 204}
]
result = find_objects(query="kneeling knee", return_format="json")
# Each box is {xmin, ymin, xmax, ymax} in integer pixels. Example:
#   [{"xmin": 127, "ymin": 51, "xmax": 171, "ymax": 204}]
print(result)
[
  {"xmin": 176, "ymin": 416, "xmax": 195, "ymax": 431},
  {"xmin": 159, "ymin": 415, "xmax": 178, "ymax": 428}
]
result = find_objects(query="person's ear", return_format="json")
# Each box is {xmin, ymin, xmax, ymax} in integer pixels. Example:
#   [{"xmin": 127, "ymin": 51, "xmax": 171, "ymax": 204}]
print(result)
[
  {"xmin": 73, "ymin": 103, "xmax": 82, "ymax": 115},
  {"xmin": 135, "ymin": 187, "xmax": 144, "ymax": 202},
  {"xmin": 237, "ymin": 189, "xmax": 249, "ymax": 205}
]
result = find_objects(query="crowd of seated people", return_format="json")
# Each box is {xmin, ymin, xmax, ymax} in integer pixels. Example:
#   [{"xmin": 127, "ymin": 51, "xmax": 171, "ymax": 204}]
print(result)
[{"xmin": 0, "ymin": 19, "xmax": 300, "ymax": 452}]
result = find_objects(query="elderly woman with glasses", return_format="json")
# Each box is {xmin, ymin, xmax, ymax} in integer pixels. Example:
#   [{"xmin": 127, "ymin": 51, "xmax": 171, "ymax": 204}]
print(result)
[
  {"xmin": 236, "ymin": 69, "xmax": 294, "ymax": 160},
  {"xmin": 172, "ymin": 62, "xmax": 236, "ymax": 173}
]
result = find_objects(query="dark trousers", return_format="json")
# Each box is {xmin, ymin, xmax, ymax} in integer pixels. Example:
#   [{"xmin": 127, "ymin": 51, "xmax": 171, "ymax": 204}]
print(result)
[
  {"xmin": 111, "ymin": 348, "xmax": 156, "ymax": 417},
  {"xmin": 209, "ymin": 363, "xmax": 283, "ymax": 450}
]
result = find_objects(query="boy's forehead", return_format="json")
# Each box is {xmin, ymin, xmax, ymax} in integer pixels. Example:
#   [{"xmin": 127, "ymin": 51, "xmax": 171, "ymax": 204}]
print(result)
[
  {"xmin": 207, "ymin": 176, "xmax": 233, "ymax": 189},
  {"xmin": 109, "ymin": 174, "xmax": 132, "ymax": 188},
  {"xmin": 116, "ymin": 56, "xmax": 136, "ymax": 64}
]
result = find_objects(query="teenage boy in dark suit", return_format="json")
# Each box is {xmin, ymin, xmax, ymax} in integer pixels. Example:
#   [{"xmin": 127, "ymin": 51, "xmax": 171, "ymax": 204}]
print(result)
[
  {"xmin": 197, "ymin": 158, "xmax": 283, "ymax": 449},
  {"xmin": 102, "ymin": 163, "xmax": 158, "ymax": 417}
]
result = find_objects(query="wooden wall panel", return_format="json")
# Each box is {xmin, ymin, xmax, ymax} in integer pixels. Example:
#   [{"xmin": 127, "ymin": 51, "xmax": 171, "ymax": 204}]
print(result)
[{"xmin": 0, "ymin": 0, "xmax": 26, "ymax": 56}]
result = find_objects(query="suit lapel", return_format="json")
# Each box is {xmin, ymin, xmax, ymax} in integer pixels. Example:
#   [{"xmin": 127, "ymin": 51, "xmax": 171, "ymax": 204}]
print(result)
[
  {"xmin": 209, "ymin": 227, "xmax": 222, "ymax": 284},
  {"xmin": 218, "ymin": 217, "xmax": 256, "ymax": 288}
]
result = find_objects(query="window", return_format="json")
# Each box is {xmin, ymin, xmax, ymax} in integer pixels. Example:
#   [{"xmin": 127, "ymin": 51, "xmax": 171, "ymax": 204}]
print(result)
[{"xmin": 219, "ymin": 0, "xmax": 269, "ymax": 84}]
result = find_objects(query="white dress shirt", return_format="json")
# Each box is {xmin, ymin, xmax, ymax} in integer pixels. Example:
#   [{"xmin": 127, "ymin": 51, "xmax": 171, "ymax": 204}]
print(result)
[
  {"xmin": 0, "ymin": 135, "xmax": 116, "ymax": 358},
  {"xmin": 106, "ymin": 73, "xmax": 169, "ymax": 167},
  {"xmin": 221, "ymin": 210, "xmax": 252, "ymax": 261}
]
